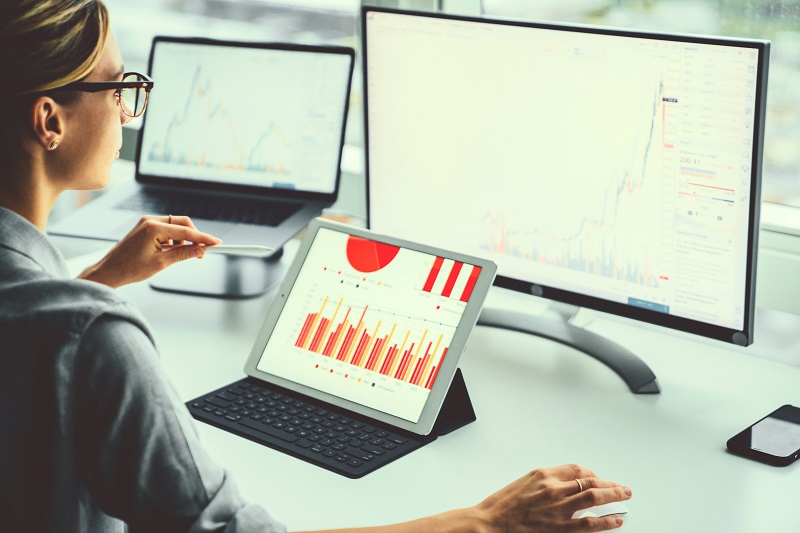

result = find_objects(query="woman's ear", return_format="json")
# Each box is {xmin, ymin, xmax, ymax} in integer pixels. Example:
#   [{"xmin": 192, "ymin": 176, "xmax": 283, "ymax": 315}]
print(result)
[{"xmin": 29, "ymin": 96, "xmax": 65, "ymax": 151}]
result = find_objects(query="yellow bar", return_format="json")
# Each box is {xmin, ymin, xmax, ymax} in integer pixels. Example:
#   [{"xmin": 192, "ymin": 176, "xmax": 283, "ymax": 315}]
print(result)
[
  {"xmin": 389, "ymin": 330, "xmax": 411, "ymax": 378},
  {"xmin": 419, "ymin": 333, "xmax": 443, "ymax": 387},
  {"xmin": 402, "ymin": 329, "xmax": 427, "ymax": 382},
  {"xmin": 359, "ymin": 320, "xmax": 383, "ymax": 367},
  {"xmin": 344, "ymin": 307, "xmax": 368, "ymax": 364},
  {"xmin": 315, "ymin": 297, "xmax": 343, "ymax": 354},
  {"xmin": 371, "ymin": 323, "xmax": 396, "ymax": 372},
  {"xmin": 301, "ymin": 295, "xmax": 329, "ymax": 350},
  {"xmin": 330, "ymin": 317, "xmax": 350, "ymax": 359}
]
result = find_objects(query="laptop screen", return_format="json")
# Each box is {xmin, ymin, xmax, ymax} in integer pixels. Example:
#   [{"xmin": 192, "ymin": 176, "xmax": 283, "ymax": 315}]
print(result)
[
  {"xmin": 255, "ymin": 226, "xmax": 485, "ymax": 423},
  {"xmin": 137, "ymin": 39, "xmax": 353, "ymax": 194}
]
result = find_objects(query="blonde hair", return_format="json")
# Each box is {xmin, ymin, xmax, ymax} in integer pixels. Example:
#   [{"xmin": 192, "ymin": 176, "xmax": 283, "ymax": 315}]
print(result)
[{"xmin": 0, "ymin": 0, "xmax": 109, "ymax": 99}]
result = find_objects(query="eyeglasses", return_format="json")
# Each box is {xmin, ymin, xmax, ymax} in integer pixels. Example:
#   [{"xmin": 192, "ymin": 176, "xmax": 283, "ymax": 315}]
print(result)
[{"xmin": 56, "ymin": 72, "xmax": 154, "ymax": 118}]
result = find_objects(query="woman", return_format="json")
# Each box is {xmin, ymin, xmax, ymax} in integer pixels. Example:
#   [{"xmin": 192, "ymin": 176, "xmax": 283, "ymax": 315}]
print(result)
[{"xmin": 0, "ymin": 1, "xmax": 632, "ymax": 532}]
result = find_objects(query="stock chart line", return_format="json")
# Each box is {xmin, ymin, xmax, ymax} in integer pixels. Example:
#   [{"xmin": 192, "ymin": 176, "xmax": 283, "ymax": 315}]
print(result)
[
  {"xmin": 147, "ymin": 65, "xmax": 292, "ymax": 174},
  {"xmin": 482, "ymin": 77, "xmax": 665, "ymax": 288}
]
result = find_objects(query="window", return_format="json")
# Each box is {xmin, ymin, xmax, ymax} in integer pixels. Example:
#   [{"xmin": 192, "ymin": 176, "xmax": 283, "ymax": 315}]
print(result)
[{"xmin": 105, "ymin": 0, "xmax": 798, "ymax": 210}]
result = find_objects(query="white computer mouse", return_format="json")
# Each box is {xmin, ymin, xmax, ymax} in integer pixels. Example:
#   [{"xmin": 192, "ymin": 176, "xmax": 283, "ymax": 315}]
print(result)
[{"xmin": 572, "ymin": 502, "xmax": 629, "ymax": 519}]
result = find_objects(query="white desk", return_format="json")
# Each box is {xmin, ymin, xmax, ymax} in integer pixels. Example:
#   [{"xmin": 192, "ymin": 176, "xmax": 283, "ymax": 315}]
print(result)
[{"xmin": 64, "ymin": 242, "xmax": 800, "ymax": 533}]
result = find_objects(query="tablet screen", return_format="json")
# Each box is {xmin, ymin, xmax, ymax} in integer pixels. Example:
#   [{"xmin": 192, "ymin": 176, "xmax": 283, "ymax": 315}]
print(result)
[{"xmin": 255, "ymin": 226, "xmax": 485, "ymax": 423}]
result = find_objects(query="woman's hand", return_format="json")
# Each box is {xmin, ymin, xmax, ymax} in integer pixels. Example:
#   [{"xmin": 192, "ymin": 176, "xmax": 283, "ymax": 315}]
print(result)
[
  {"xmin": 474, "ymin": 464, "xmax": 632, "ymax": 532},
  {"xmin": 293, "ymin": 464, "xmax": 631, "ymax": 533},
  {"xmin": 78, "ymin": 215, "xmax": 222, "ymax": 288}
]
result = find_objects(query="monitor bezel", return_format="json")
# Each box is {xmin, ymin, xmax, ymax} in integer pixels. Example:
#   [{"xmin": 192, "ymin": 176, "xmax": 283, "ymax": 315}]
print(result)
[{"xmin": 362, "ymin": 6, "xmax": 770, "ymax": 346}]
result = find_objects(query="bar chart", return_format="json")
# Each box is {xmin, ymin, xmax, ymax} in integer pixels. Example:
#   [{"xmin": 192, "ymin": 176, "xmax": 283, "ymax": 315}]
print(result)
[
  {"xmin": 295, "ymin": 297, "xmax": 449, "ymax": 390},
  {"xmin": 256, "ymin": 227, "xmax": 480, "ymax": 422}
]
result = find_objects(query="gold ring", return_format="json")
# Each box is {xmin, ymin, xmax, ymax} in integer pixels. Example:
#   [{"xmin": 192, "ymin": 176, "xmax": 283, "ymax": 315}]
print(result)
[
  {"xmin": 576, "ymin": 479, "xmax": 584, "ymax": 493},
  {"xmin": 168, "ymin": 214, "xmax": 172, "ymax": 224}
]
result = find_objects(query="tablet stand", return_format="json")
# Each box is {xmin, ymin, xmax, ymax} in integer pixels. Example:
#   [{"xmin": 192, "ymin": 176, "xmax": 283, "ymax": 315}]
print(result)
[
  {"xmin": 149, "ymin": 250, "xmax": 286, "ymax": 298},
  {"xmin": 432, "ymin": 368, "xmax": 476, "ymax": 436}
]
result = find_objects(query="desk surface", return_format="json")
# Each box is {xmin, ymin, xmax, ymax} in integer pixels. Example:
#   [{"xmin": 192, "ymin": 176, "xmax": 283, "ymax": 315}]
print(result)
[{"xmin": 64, "ymin": 241, "xmax": 799, "ymax": 533}]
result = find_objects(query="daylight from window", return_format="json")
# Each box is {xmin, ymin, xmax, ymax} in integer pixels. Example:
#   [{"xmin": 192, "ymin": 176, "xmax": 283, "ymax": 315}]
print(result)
[{"xmin": 105, "ymin": 0, "xmax": 799, "ymax": 208}]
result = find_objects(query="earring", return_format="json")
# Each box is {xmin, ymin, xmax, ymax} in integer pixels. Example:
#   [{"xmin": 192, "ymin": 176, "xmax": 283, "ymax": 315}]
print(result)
[{"xmin": 49, "ymin": 139, "xmax": 59, "ymax": 150}]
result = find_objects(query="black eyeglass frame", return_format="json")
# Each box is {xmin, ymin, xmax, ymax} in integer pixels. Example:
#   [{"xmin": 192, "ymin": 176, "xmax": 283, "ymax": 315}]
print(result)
[{"xmin": 54, "ymin": 71, "xmax": 154, "ymax": 117}]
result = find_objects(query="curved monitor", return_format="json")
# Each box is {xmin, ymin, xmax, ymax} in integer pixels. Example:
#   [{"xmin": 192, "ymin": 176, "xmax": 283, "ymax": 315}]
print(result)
[{"xmin": 362, "ymin": 7, "xmax": 769, "ymax": 355}]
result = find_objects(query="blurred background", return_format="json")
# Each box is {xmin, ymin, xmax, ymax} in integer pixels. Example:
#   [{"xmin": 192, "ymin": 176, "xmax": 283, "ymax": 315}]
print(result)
[
  {"xmin": 49, "ymin": 0, "xmax": 800, "ymax": 315},
  {"xmin": 104, "ymin": 0, "xmax": 800, "ymax": 208}
]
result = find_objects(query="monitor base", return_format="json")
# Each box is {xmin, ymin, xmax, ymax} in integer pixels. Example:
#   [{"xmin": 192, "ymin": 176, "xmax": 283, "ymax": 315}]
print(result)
[
  {"xmin": 149, "ymin": 249, "xmax": 286, "ymax": 299},
  {"xmin": 477, "ymin": 306, "xmax": 661, "ymax": 394}
]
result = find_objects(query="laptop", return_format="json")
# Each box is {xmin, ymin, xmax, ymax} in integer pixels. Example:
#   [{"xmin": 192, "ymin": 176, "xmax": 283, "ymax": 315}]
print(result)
[
  {"xmin": 48, "ymin": 37, "xmax": 355, "ymax": 258},
  {"xmin": 186, "ymin": 218, "xmax": 497, "ymax": 477}
]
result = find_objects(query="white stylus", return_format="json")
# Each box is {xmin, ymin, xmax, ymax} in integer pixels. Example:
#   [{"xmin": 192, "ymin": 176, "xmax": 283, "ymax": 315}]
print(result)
[{"xmin": 204, "ymin": 245, "xmax": 275, "ymax": 257}]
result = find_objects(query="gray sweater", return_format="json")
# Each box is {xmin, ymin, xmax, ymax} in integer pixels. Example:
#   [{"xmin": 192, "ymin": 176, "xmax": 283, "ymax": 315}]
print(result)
[{"xmin": 0, "ymin": 206, "xmax": 285, "ymax": 533}]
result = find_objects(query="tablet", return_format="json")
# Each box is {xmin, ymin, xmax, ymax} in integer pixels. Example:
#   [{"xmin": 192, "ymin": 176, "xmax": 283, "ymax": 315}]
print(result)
[{"xmin": 243, "ymin": 217, "xmax": 497, "ymax": 436}]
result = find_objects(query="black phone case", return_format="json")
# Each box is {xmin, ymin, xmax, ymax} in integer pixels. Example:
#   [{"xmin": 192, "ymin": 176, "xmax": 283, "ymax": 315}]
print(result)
[{"xmin": 726, "ymin": 405, "xmax": 800, "ymax": 467}]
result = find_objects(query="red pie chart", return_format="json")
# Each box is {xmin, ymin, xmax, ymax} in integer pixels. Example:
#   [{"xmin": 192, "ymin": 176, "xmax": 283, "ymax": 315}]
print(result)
[{"xmin": 346, "ymin": 236, "xmax": 400, "ymax": 273}]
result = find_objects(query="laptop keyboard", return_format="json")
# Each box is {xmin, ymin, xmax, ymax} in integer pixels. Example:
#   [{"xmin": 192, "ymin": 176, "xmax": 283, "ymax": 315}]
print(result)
[
  {"xmin": 116, "ymin": 189, "xmax": 303, "ymax": 227},
  {"xmin": 186, "ymin": 378, "xmax": 431, "ymax": 478}
]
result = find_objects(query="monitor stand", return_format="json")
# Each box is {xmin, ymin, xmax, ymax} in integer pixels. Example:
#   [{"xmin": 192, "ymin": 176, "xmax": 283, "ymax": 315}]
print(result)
[
  {"xmin": 477, "ymin": 303, "xmax": 661, "ymax": 394},
  {"xmin": 149, "ymin": 249, "xmax": 286, "ymax": 298}
]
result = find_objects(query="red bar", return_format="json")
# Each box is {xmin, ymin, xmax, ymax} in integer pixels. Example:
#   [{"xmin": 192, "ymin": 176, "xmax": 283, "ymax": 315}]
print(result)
[
  {"xmin": 441, "ymin": 262, "xmax": 464, "ymax": 298},
  {"xmin": 356, "ymin": 305, "xmax": 368, "ymax": 326},
  {"xmin": 399, "ymin": 343, "xmax": 416, "ymax": 379},
  {"xmin": 364, "ymin": 339, "xmax": 380, "ymax": 370},
  {"xmin": 352, "ymin": 331, "xmax": 371, "ymax": 366},
  {"xmin": 408, "ymin": 357, "xmax": 424, "ymax": 385},
  {"xmin": 426, "ymin": 347, "xmax": 447, "ymax": 389},
  {"xmin": 422, "ymin": 256, "xmax": 445, "ymax": 292},
  {"xmin": 389, "ymin": 346, "xmax": 399, "ymax": 373},
  {"xmin": 415, "ymin": 355, "xmax": 431, "ymax": 386},
  {"xmin": 350, "ymin": 330, "xmax": 369, "ymax": 365},
  {"xmin": 424, "ymin": 366, "xmax": 437, "ymax": 389},
  {"xmin": 336, "ymin": 326, "xmax": 355, "ymax": 361},
  {"xmin": 309, "ymin": 318, "xmax": 329, "ymax": 353},
  {"xmin": 380, "ymin": 341, "xmax": 395, "ymax": 371},
  {"xmin": 296, "ymin": 313, "xmax": 316, "ymax": 347},
  {"xmin": 323, "ymin": 308, "xmax": 352, "ymax": 357},
  {"xmin": 410, "ymin": 342, "xmax": 431, "ymax": 384},
  {"xmin": 459, "ymin": 265, "xmax": 482, "ymax": 302},
  {"xmin": 366, "ymin": 338, "xmax": 384, "ymax": 371},
  {"xmin": 412, "ymin": 342, "xmax": 433, "ymax": 385},
  {"xmin": 394, "ymin": 350, "xmax": 409, "ymax": 380},
  {"xmin": 394, "ymin": 344, "xmax": 414, "ymax": 379},
  {"xmin": 380, "ymin": 346, "xmax": 397, "ymax": 375},
  {"xmin": 322, "ymin": 322, "xmax": 343, "ymax": 357}
]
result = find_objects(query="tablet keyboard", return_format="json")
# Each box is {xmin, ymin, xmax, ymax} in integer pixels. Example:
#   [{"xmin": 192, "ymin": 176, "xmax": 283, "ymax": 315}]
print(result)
[{"xmin": 186, "ymin": 378, "xmax": 433, "ymax": 478}]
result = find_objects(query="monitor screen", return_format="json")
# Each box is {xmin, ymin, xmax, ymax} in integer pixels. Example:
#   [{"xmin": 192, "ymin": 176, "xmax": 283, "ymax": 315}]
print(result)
[
  {"xmin": 363, "ymin": 8, "xmax": 769, "ymax": 345},
  {"xmin": 138, "ymin": 39, "xmax": 353, "ymax": 194}
]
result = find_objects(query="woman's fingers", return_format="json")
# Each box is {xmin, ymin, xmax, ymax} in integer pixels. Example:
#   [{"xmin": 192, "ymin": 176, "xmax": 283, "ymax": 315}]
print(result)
[
  {"xmin": 135, "ymin": 216, "xmax": 221, "ymax": 247},
  {"xmin": 160, "ymin": 214, "xmax": 198, "ymax": 231},
  {"xmin": 157, "ymin": 224, "xmax": 221, "ymax": 247},
  {"xmin": 575, "ymin": 515, "xmax": 626, "ymax": 532},
  {"xmin": 543, "ymin": 464, "xmax": 631, "ymax": 505},
  {"xmin": 159, "ymin": 243, "xmax": 207, "ymax": 264},
  {"xmin": 550, "ymin": 464, "xmax": 599, "ymax": 483}
]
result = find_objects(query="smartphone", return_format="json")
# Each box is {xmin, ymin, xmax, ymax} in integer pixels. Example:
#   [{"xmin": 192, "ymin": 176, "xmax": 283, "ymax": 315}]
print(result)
[{"xmin": 727, "ymin": 405, "xmax": 800, "ymax": 466}]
